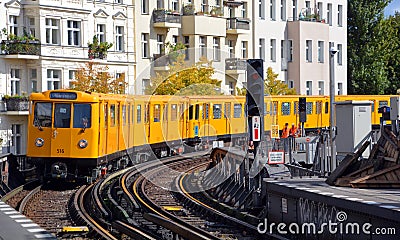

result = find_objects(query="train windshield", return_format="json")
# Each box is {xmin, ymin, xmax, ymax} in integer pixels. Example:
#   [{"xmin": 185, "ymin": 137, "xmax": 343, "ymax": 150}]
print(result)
[
  {"xmin": 54, "ymin": 103, "xmax": 71, "ymax": 128},
  {"xmin": 73, "ymin": 104, "xmax": 91, "ymax": 128},
  {"xmin": 34, "ymin": 102, "xmax": 52, "ymax": 128}
]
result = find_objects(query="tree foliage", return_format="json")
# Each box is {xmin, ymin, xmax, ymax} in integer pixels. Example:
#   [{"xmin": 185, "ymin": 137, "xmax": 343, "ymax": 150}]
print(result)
[
  {"xmin": 385, "ymin": 12, "xmax": 400, "ymax": 94},
  {"xmin": 70, "ymin": 62, "xmax": 127, "ymax": 94},
  {"xmin": 348, "ymin": 0, "xmax": 394, "ymax": 94},
  {"xmin": 147, "ymin": 55, "xmax": 221, "ymax": 95},
  {"xmin": 264, "ymin": 67, "xmax": 297, "ymax": 95}
]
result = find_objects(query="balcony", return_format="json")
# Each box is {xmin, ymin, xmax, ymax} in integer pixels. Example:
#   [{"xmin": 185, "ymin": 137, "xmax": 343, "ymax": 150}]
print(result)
[
  {"xmin": 182, "ymin": 14, "xmax": 226, "ymax": 37},
  {"xmin": 153, "ymin": 9, "xmax": 181, "ymax": 28},
  {"xmin": 0, "ymin": 40, "xmax": 40, "ymax": 59},
  {"xmin": 225, "ymin": 58, "xmax": 246, "ymax": 75},
  {"xmin": 153, "ymin": 54, "xmax": 171, "ymax": 71},
  {"xmin": 226, "ymin": 18, "xmax": 250, "ymax": 34},
  {"xmin": 1, "ymin": 97, "xmax": 29, "ymax": 115}
]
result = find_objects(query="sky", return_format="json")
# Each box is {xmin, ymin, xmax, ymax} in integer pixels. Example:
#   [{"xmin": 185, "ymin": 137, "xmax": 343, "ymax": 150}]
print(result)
[{"xmin": 385, "ymin": 0, "xmax": 400, "ymax": 16}]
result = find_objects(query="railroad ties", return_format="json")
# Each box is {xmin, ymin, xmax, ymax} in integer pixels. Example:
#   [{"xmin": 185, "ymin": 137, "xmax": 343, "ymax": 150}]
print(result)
[{"xmin": 327, "ymin": 128, "xmax": 400, "ymax": 188}]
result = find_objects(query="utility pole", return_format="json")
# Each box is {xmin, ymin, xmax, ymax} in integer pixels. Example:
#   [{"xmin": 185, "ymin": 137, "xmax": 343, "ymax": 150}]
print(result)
[{"xmin": 329, "ymin": 47, "xmax": 338, "ymax": 172}]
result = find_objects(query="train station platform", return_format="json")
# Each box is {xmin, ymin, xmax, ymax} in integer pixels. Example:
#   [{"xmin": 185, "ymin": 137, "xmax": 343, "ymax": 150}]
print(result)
[
  {"xmin": 264, "ymin": 177, "xmax": 400, "ymax": 239},
  {"xmin": 0, "ymin": 201, "xmax": 56, "ymax": 239}
]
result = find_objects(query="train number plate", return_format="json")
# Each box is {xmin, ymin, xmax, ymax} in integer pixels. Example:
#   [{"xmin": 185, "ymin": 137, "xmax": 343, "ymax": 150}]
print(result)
[{"xmin": 57, "ymin": 149, "xmax": 65, "ymax": 154}]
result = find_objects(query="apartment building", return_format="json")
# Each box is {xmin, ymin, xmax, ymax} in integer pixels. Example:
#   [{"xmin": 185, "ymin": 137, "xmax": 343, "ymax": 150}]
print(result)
[
  {"xmin": 253, "ymin": 0, "xmax": 347, "ymax": 95},
  {"xmin": 0, "ymin": 0, "xmax": 135, "ymax": 154},
  {"xmin": 134, "ymin": 0, "xmax": 253, "ymax": 95}
]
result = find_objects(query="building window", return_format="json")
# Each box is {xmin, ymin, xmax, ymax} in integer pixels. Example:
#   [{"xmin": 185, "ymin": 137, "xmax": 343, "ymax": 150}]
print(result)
[
  {"xmin": 141, "ymin": 33, "xmax": 149, "ymax": 58},
  {"xmin": 242, "ymin": 2, "xmax": 247, "ymax": 18},
  {"xmin": 317, "ymin": 2, "xmax": 323, "ymax": 20},
  {"xmin": 241, "ymin": 41, "xmax": 248, "ymax": 58},
  {"xmin": 281, "ymin": 40, "xmax": 285, "ymax": 60},
  {"xmin": 213, "ymin": 37, "xmax": 220, "ymax": 61},
  {"xmin": 116, "ymin": 26, "xmax": 124, "ymax": 51},
  {"xmin": 259, "ymin": 0, "xmax": 265, "ymax": 19},
  {"xmin": 318, "ymin": 81, "xmax": 324, "ymax": 95},
  {"xmin": 172, "ymin": 35, "xmax": 178, "ymax": 45},
  {"xmin": 96, "ymin": 24, "xmax": 106, "ymax": 43},
  {"xmin": 28, "ymin": 17, "xmax": 36, "ymax": 37},
  {"xmin": 318, "ymin": 41, "xmax": 324, "ymax": 63},
  {"xmin": 201, "ymin": 0, "xmax": 209, "ymax": 13},
  {"xmin": 270, "ymin": 0, "xmax": 276, "ymax": 20},
  {"xmin": 337, "ymin": 44, "xmax": 342, "ymax": 65},
  {"xmin": 306, "ymin": 80, "xmax": 312, "ymax": 95},
  {"xmin": 292, "ymin": 0, "xmax": 297, "ymax": 20},
  {"xmin": 67, "ymin": 20, "xmax": 81, "ymax": 46},
  {"xmin": 288, "ymin": 80, "xmax": 294, "ymax": 89},
  {"xmin": 327, "ymin": 4, "xmax": 332, "ymax": 26},
  {"xmin": 338, "ymin": 5, "xmax": 343, "ymax": 27},
  {"xmin": 45, "ymin": 18, "xmax": 60, "ymax": 45},
  {"xmin": 259, "ymin": 38, "xmax": 265, "ymax": 60},
  {"xmin": 11, "ymin": 124, "xmax": 22, "ymax": 154},
  {"xmin": 142, "ymin": 79, "xmax": 150, "ymax": 94},
  {"xmin": 228, "ymin": 40, "xmax": 234, "ymax": 58},
  {"xmin": 9, "ymin": 16, "xmax": 18, "ymax": 36},
  {"xmin": 156, "ymin": 0, "xmax": 164, "ymax": 9},
  {"xmin": 141, "ymin": 0, "xmax": 149, "ymax": 14},
  {"xmin": 270, "ymin": 39, "xmax": 276, "ymax": 62},
  {"xmin": 288, "ymin": 40, "xmax": 293, "ymax": 62},
  {"xmin": 338, "ymin": 82, "xmax": 343, "ymax": 95},
  {"xmin": 157, "ymin": 34, "xmax": 164, "ymax": 54},
  {"xmin": 47, "ymin": 69, "xmax": 61, "ymax": 90},
  {"xmin": 229, "ymin": 81, "xmax": 234, "ymax": 95},
  {"xmin": 280, "ymin": 0, "xmax": 286, "ymax": 20},
  {"xmin": 10, "ymin": 69, "xmax": 20, "ymax": 96},
  {"xmin": 306, "ymin": 40, "xmax": 312, "ymax": 62},
  {"xmin": 30, "ymin": 69, "xmax": 37, "ymax": 93},
  {"xmin": 172, "ymin": 0, "xmax": 179, "ymax": 11},
  {"xmin": 69, "ymin": 70, "xmax": 76, "ymax": 88},
  {"xmin": 199, "ymin": 36, "xmax": 206, "ymax": 58},
  {"xmin": 184, "ymin": 36, "xmax": 190, "ymax": 60}
]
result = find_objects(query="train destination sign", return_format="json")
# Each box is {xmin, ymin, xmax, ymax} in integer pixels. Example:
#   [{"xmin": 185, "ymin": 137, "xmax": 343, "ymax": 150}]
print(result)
[{"xmin": 50, "ymin": 92, "xmax": 77, "ymax": 100}]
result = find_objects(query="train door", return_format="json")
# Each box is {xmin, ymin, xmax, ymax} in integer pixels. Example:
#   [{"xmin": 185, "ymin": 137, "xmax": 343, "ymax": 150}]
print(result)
[
  {"xmin": 225, "ymin": 102, "xmax": 231, "ymax": 135},
  {"xmin": 179, "ymin": 103, "xmax": 186, "ymax": 142},
  {"xmin": 162, "ymin": 102, "xmax": 169, "ymax": 143},
  {"xmin": 316, "ymin": 101, "xmax": 323, "ymax": 128},
  {"xmin": 144, "ymin": 103, "xmax": 150, "ymax": 144},
  {"xmin": 202, "ymin": 103, "xmax": 209, "ymax": 138},
  {"xmin": 51, "ymin": 103, "xmax": 72, "ymax": 157},
  {"xmin": 272, "ymin": 101, "xmax": 278, "ymax": 125}
]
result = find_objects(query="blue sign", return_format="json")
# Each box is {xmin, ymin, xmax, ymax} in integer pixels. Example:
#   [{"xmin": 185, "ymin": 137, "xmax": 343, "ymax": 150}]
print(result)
[
  {"xmin": 194, "ymin": 125, "xmax": 199, "ymax": 137},
  {"xmin": 50, "ymin": 92, "xmax": 77, "ymax": 100}
]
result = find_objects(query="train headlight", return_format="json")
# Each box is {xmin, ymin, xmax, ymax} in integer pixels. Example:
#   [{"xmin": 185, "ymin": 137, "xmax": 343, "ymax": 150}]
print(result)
[
  {"xmin": 35, "ymin": 138, "xmax": 44, "ymax": 147},
  {"xmin": 78, "ymin": 139, "xmax": 88, "ymax": 149}
]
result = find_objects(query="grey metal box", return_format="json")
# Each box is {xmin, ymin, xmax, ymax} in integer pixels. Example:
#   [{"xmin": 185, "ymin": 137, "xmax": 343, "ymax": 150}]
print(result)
[
  {"xmin": 390, "ymin": 97, "xmax": 400, "ymax": 120},
  {"xmin": 336, "ymin": 101, "xmax": 372, "ymax": 158}
]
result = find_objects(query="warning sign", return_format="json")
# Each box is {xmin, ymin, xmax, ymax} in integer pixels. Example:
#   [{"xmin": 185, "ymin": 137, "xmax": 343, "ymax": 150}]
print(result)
[
  {"xmin": 271, "ymin": 125, "xmax": 279, "ymax": 138},
  {"xmin": 268, "ymin": 151, "xmax": 285, "ymax": 164},
  {"xmin": 252, "ymin": 116, "xmax": 260, "ymax": 141}
]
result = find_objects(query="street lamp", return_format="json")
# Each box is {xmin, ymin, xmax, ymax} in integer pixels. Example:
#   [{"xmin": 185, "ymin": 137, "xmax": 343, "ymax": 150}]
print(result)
[{"xmin": 329, "ymin": 47, "xmax": 338, "ymax": 172}]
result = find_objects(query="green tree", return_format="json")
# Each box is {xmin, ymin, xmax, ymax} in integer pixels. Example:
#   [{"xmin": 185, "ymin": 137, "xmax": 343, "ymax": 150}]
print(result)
[
  {"xmin": 148, "ymin": 55, "xmax": 221, "ymax": 95},
  {"xmin": 264, "ymin": 67, "xmax": 297, "ymax": 95},
  {"xmin": 348, "ymin": 0, "xmax": 393, "ymax": 94},
  {"xmin": 70, "ymin": 62, "xmax": 127, "ymax": 94},
  {"xmin": 385, "ymin": 12, "xmax": 400, "ymax": 94}
]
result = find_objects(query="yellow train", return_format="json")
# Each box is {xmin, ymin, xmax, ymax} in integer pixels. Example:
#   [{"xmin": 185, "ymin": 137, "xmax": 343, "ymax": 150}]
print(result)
[{"xmin": 26, "ymin": 90, "xmax": 392, "ymax": 181}]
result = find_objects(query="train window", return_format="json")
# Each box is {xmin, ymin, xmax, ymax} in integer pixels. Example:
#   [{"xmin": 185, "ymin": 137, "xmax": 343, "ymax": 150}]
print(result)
[
  {"xmin": 195, "ymin": 104, "xmax": 200, "ymax": 120},
  {"xmin": 281, "ymin": 102, "xmax": 291, "ymax": 116},
  {"xmin": 379, "ymin": 101, "xmax": 388, "ymax": 108},
  {"xmin": 73, "ymin": 104, "xmax": 91, "ymax": 128},
  {"xmin": 34, "ymin": 102, "xmax": 52, "ymax": 128},
  {"xmin": 189, "ymin": 105, "xmax": 193, "ymax": 120},
  {"xmin": 264, "ymin": 103, "xmax": 267, "ymax": 115},
  {"xmin": 213, "ymin": 104, "xmax": 222, "ymax": 119},
  {"xmin": 122, "ymin": 105, "xmax": 126, "ymax": 125},
  {"xmin": 234, "ymin": 104, "xmax": 242, "ymax": 118},
  {"xmin": 127, "ymin": 105, "xmax": 130, "ymax": 124},
  {"xmin": 370, "ymin": 101, "xmax": 375, "ymax": 112},
  {"xmin": 104, "ymin": 104, "xmax": 108, "ymax": 126},
  {"xmin": 144, "ymin": 104, "xmax": 149, "ymax": 123},
  {"xmin": 171, "ymin": 104, "xmax": 177, "ymax": 121},
  {"xmin": 116, "ymin": 104, "xmax": 120, "ymax": 126},
  {"xmin": 271, "ymin": 102, "xmax": 277, "ymax": 115},
  {"xmin": 154, "ymin": 104, "xmax": 160, "ymax": 122},
  {"xmin": 294, "ymin": 102, "xmax": 299, "ymax": 114},
  {"xmin": 306, "ymin": 102, "xmax": 313, "ymax": 115},
  {"xmin": 224, "ymin": 103, "xmax": 231, "ymax": 118},
  {"xmin": 325, "ymin": 102, "xmax": 329, "ymax": 114},
  {"xmin": 316, "ymin": 101, "xmax": 322, "ymax": 114},
  {"xmin": 163, "ymin": 104, "xmax": 168, "ymax": 121},
  {"xmin": 137, "ymin": 105, "xmax": 141, "ymax": 123},
  {"xmin": 205, "ymin": 104, "xmax": 209, "ymax": 119},
  {"xmin": 54, "ymin": 103, "xmax": 71, "ymax": 128},
  {"xmin": 110, "ymin": 105, "xmax": 116, "ymax": 126}
]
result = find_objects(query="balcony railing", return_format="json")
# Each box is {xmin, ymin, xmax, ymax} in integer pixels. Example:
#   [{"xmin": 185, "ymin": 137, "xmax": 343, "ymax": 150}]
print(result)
[
  {"xmin": 0, "ymin": 40, "xmax": 40, "ymax": 56},
  {"xmin": 153, "ymin": 9, "xmax": 181, "ymax": 24},
  {"xmin": 226, "ymin": 18, "xmax": 250, "ymax": 30},
  {"xmin": 2, "ymin": 98, "xmax": 29, "ymax": 111},
  {"xmin": 153, "ymin": 53, "xmax": 172, "ymax": 69},
  {"xmin": 225, "ymin": 58, "xmax": 247, "ymax": 71}
]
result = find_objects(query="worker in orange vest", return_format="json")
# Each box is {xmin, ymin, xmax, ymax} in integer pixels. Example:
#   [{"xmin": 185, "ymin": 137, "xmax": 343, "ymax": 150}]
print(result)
[
  {"xmin": 281, "ymin": 123, "xmax": 289, "ymax": 138},
  {"xmin": 289, "ymin": 123, "xmax": 297, "ymax": 137}
]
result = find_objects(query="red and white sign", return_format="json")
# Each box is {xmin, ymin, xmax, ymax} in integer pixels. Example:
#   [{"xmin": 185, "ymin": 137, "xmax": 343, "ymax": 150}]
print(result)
[
  {"xmin": 268, "ymin": 151, "xmax": 285, "ymax": 164},
  {"xmin": 252, "ymin": 116, "xmax": 260, "ymax": 141}
]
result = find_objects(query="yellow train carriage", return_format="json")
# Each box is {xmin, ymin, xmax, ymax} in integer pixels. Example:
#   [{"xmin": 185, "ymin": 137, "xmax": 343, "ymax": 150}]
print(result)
[{"xmin": 27, "ymin": 90, "xmax": 101, "ymax": 178}]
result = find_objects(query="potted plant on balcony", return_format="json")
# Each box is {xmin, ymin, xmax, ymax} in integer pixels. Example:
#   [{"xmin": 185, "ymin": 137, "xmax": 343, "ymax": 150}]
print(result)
[
  {"xmin": 210, "ymin": 6, "xmax": 223, "ymax": 17},
  {"xmin": 2, "ymin": 93, "xmax": 29, "ymax": 111},
  {"xmin": 183, "ymin": 4, "xmax": 195, "ymax": 15},
  {"xmin": 1, "ymin": 28, "xmax": 40, "ymax": 55},
  {"xmin": 88, "ymin": 36, "xmax": 113, "ymax": 60}
]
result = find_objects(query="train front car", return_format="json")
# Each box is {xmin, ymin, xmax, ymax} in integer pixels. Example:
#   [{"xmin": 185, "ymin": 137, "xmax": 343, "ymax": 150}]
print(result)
[{"xmin": 27, "ymin": 90, "xmax": 100, "ymax": 181}]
